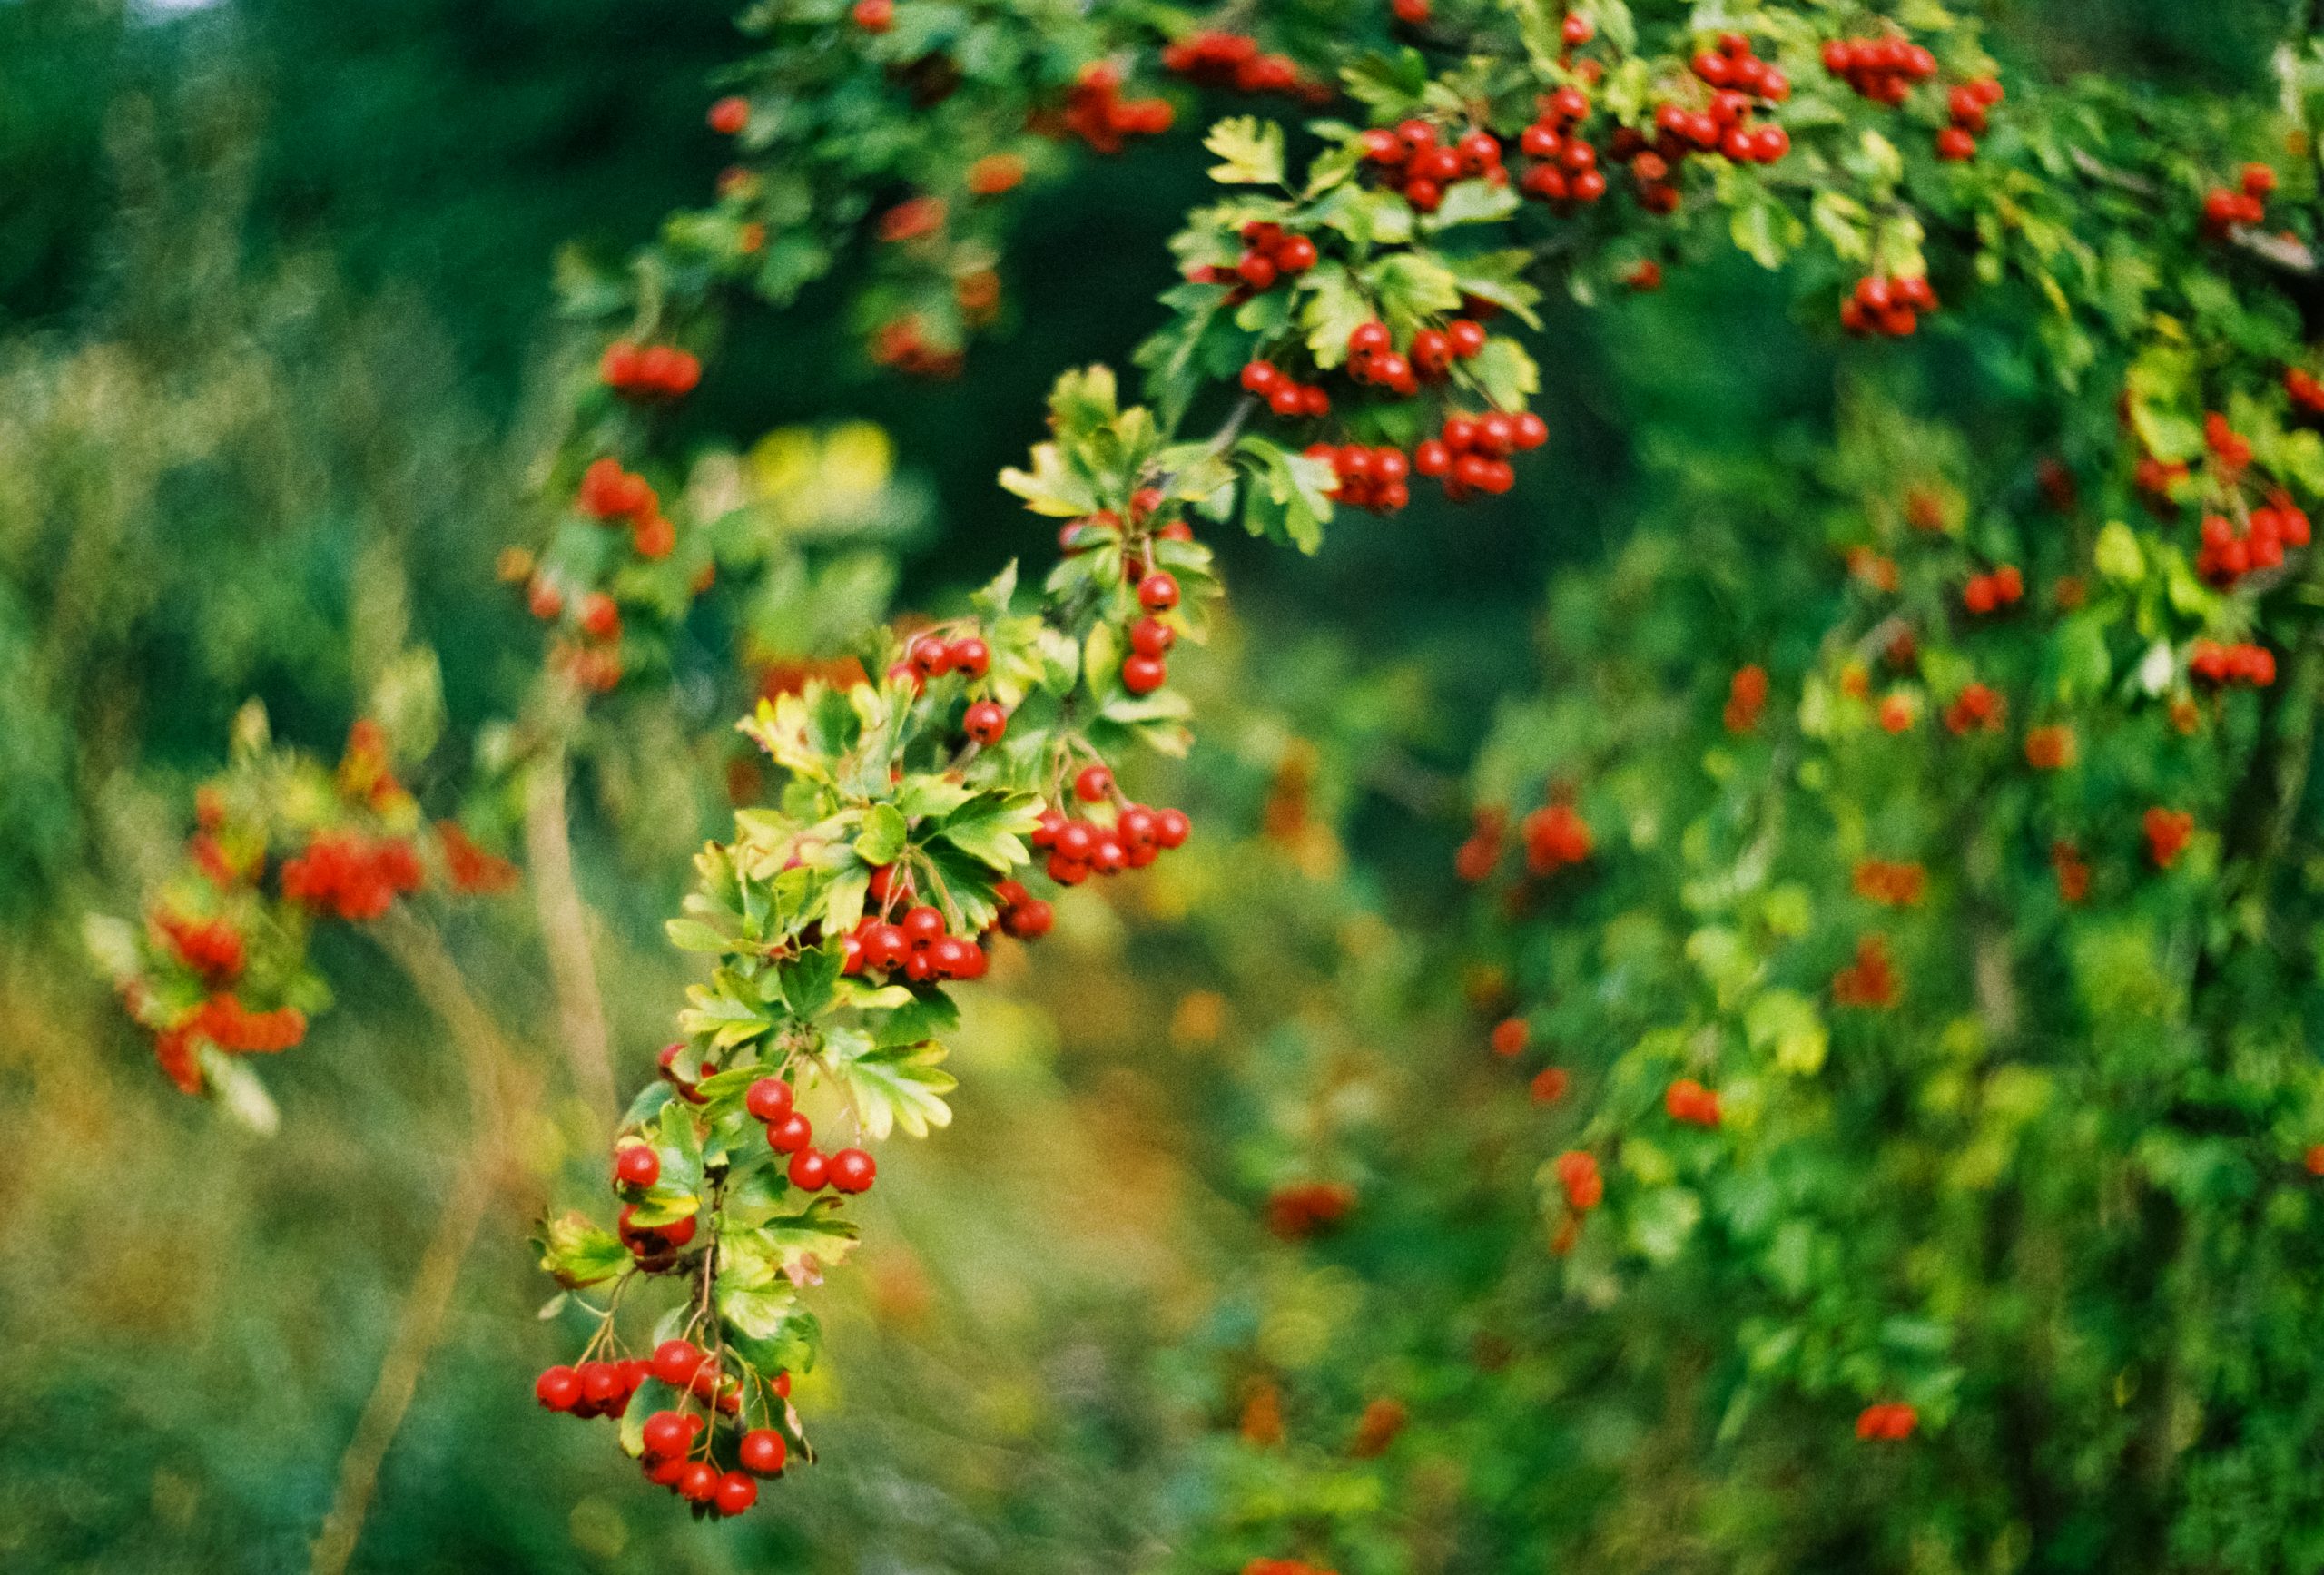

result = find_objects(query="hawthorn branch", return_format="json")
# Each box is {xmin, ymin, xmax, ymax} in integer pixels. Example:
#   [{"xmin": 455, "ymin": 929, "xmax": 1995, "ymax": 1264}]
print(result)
[
  {"xmin": 525, "ymin": 739, "xmax": 620, "ymax": 1126},
  {"xmin": 310, "ymin": 908, "xmax": 536, "ymax": 1575}
]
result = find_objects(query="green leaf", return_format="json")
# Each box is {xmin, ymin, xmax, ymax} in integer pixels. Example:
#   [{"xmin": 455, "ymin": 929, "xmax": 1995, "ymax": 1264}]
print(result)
[
  {"xmin": 854, "ymin": 802, "xmax": 909, "ymax": 865},
  {"xmin": 826, "ymin": 1029, "xmax": 957, "ymax": 1140},
  {"xmin": 537, "ymin": 1211, "xmax": 629, "ymax": 1289},
  {"xmin": 1204, "ymin": 116, "xmax": 1285, "ymax": 186},
  {"xmin": 933, "ymin": 792, "xmax": 1044, "ymax": 871},
  {"xmin": 1747, "ymin": 989, "xmax": 1829, "ymax": 1076}
]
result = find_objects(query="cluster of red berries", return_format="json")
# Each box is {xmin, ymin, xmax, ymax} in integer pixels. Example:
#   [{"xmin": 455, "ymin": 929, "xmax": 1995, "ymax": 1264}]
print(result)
[
  {"xmin": 1031, "ymin": 765, "xmax": 1192, "ymax": 885},
  {"xmin": 1664, "ymin": 1077, "xmax": 1722, "ymax": 1127},
  {"xmin": 1413, "ymin": 409, "xmax": 1550, "ymax": 499},
  {"xmin": 1059, "ymin": 62, "xmax": 1173, "ymax": 154},
  {"xmin": 181, "ymin": 994, "xmax": 310, "ymax": 1054},
  {"xmin": 577, "ymin": 458, "xmax": 675, "ymax": 559},
  {"xmin": 889, "ymin": 625, "xmax": 993, "ymax": 694},
  {"xmin": 1822, "ymin": 34, "xmax": 1939, "ymax": 103},
  {"xmin": 1512, "ymin": 91, "xmax": 1610, "ymax": 206},
  {"xmin": 748, "ymin": 1077, "xmax": 879, "ymax": 1196},
  {"xmin": 868, "ymin": 313, "xmax": 964, "ymax": 379},
  {"xmin": 1239, "ymin": 359, "xmax": 1331, "ymax": 419},
  {"xmin": 535, "ymin": 1355, "xmax": 649, "ymax": 1421},
  {"xmin": 544, "ymin": 1339, "xmax": 796, "ymax": 1516},
  {"xmin": 990, "ymin": 879, "xmax": 1055, "ymax": 940},
  {"xmin": 1725, "ymin": 664, "xmax": 1769, "ymax": 733},
  {"xmin": 2287, "ymin": 367, "xmax": 2324, "ymax": 416},
  {"xmin": 1553, "ymin": 1150, "xmax": 1603, "ymax": 1212},
  {"xmin": 2199, "ymin": 499, "xmax": 2309, "ymax": 583},
  {"xmin": 1232, "ymin": 222, "xmax": 1322, "ymax": 294},
  {"xmin": 1962, "ymin": 565, "xmax": 2024, "ymax": 614},
  {"xmin": 2189, "ymin": 638, "xmax": 2276, "ymax": 686},
  {"xmin": 1160, "ymin": 31, "xmax": 1315, "ymax": 98},
  {"xmin": 1689, "ymin": 31, "xmax": 1791, "ymax": 101},
  {"xmin": 1856, "ymin": 1402, "xmax": 1919, "ymax": 1441},
  {"xmin": 1944, "ymin": 681, "xmax": 2004, "ymax": 736},
  {"xmin": 155, "ymin": 911, "xmax": 245, "ymax": 983},
  {"xmin": 2024, "ymin": 724, "xmax": 2075, "ymax": 772},
  {"xmin": 1852, "ymin": 858, "xmax": 1927, "ymax": 907},
  {"xmin": 1121, "ymin": 605, "xmax": 1177, "ymax": 695},
  {"xmin": 1309, "ymin": 443, "xmax": 1413, "ymax": 514},
  {"xmin": 1521, "ymin": 802, "xmax": 1591, "ymax": 874},
  {"xmin": 281, "ymin": 831, "xmax": 423, "ymax": 922},
  {"xmin": 1839, "ymin": 272, "xmax": 1939, "ymax": 337},
  {"xmin": 1833, "ymin": 933, "xmax": 1899, "ymax": 1009},
  {"xmin": 1360, "ymin": 118, "xmax": 1510, "ymax": 213},
  {"xmin": 840, "ymin": 898, "xmax": 991, "ymax": 984},
  {"xmin": 1935, "ymin": 76, "xmax": 2005, "ymax": 160},
  {"xmin": 600, "ymin": 340, "xmax": 703, "ymax": 400},
  {"xmin": 438, "ymin": 821, "xmax": 521, "ymax": 896},
  {"xmin": 2201, "ymin": 163, "xmax": 2275, "ymax": 236},
  {"xmin": 2144, "ymin": 806, "xmax": 2194, "ymax": 869},
  {"xmin": 1263, "ymin": 1179, "xmax": 1355, "ymax": 1240}
]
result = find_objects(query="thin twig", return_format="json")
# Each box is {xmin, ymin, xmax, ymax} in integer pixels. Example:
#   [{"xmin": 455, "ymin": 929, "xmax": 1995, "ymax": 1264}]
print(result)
[
  {"xmin": 525, "ymin": 740, "xmax": 620, "ymax": 1125},
  {"xmin": 309, "ymin": 909, "xmax": 536, "ymax": 1575}
]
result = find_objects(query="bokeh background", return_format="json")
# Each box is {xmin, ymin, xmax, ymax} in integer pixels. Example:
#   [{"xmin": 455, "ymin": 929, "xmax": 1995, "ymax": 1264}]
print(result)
[{"xmin": 0, "ymin": 0, "xmax": 2297, "ymax": 1570}]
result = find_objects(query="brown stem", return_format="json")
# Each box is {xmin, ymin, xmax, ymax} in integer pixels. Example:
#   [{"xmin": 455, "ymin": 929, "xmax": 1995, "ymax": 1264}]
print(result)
[
  {"xmin": 525, "ymin": 742, "xmax": 620, "ymax": 1125},
  {"xmin": 309, "ymin": 909, "xmax": 534, "ymax": 1575}
]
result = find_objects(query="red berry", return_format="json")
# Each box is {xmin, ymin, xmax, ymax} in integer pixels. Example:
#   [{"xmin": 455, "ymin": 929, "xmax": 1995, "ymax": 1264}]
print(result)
[
  {"xmin": 908, "ymin": 634, "xmax": 951, "ymax": 676},
  {"xmin": 851, "ymin": 0, "xmax": 893, "ymax": 29},
  {"xmin": 651, "ymin": 1340, "xmax": 707, "ymax": 1389},
  {"xmin": 715, "ymin": 1470, "xmax": 759, "ymax": 1515},
  {"xmin": 642, "ymin": 1409, "xmax": 691, "ymax": 1459},
  {"xmin": 740, "ymin": 1427, "xmax": 788, "ymax": 1476},
  {"xmin": 1275, "ymin": 235, "xmax": 1317, "ymax": 272},
  {"xmin": 831, "ymin": 1147, "xmax": 879, "ymax": 1193},
  {"xmin": 535, "ymin": 1364, "xmax": 581, "ymax": 1412},
  {"xmin": 1137, "ymin": 573, "xmax": 1180, "ymax": 612},
  {"xmin": 1075, "ymin": 764, "xmax": 1115, "ymax": 802},
  {"xmin": 1154, "ymin": 808, "xmax": 1191, "ymax": 849},
  {"xmin": 678, "ymin": 1461, "xmax": 720, "ymax": 1503},
  {"xmin": 1240, "ymin": 360, "xmax": 1281, "ymax": 394},
  {"xmin": 1348, "ymin": 320, "xmax": 1392, "ymax": 357},
  {"xmin": 708, "ymin": 96, "xmax": 749, "ymax": 135},
  {"xmin": 789, "ymin": 1147, "xmax": 832, "ymax": 1191},
  {"xmin": 964, "ymin": 700, "xmax": 1008, "ymax": 744},
  {"xmin": 948, "ymin": 636, "xmax": 991, "ymax": 678},
  {"xmin": 1129, "ymin": 617, "xmax": 1175, "ymax": 657},
  {"xmin": 615, "ymin": 1143, "xmax": 660, "ymax": 1189},
  {"xmin": 745, "ymin": 1078, "xmax": 794, "ymax": 1124},
  {"xmin": 901, "ymin": 903, "xmax": 946, "ymax": 946},
  {"xmin": 1123, "ymin": 655, "xmax": 1167, "ymax": 694},
  {"xmin": 768, "ymin": 1111, "xmax": 813, "ymax": 1154},
  {"xmin": 1490, "ymin": 1017, "xmax": 1530, "ymax": 1058}
]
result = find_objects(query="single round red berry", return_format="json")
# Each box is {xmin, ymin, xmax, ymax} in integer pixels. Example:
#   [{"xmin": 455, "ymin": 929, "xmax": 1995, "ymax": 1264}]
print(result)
[
  {"xmin": 535, "ymin": 1364, "xmax": 581, "ymax": 1412},
  {"xmin": 1129, "ymin": 617, "xmax": 1175, "ymax": 657},
  {"xmin": 789, "ymin": 1147, "xmax": 832, "ymax": 1191},
  {"xmin": 830, "ymin": 1147, "xmax": 878, "ymax": 1193},
  {"xmin": 714, "ymin": 1470, "xmax": 759, "ymax": 1515},
  {"xmin": 908, "ymin": 634, "xmax": 951, "ymax": 676},
  {"xmin": 678, "ymin": 1461, "xmax": 720, "ymax": 1503},
  {"xmin": 708, "ymin": 96, "xmax": 749, "ymax": 136},
  {"xmin": 1154, "ymin": 808, "xmax": 1191, "ymax": 849},
  {"xmin": 740, "ymin": 1427, "xmax": 788, "ymax": 1476},
  {"xmin": 745, "ymin": 1077, "xmax": 794, "ymax": 1124},
  {"xmin": 1123, "ymin": 655, "xmax": 1167, "ymax": 694},
  {"xmin": 642, "ymin": 1409, "xmax": 691, "ymax": 1460},
  {"xmin": 901, "ymin": 904, "xmax": 946, "ymax": 947},
  {"xmin": 1075, "ymin": 764, "xmax": 1114, "ymax": 802},
  {"xmin": 948, "ymin": 636, "xmax": 990, "ymax": 678},
  {"xmin": 861, "ymin": 922, "xmax": 908, "ymax": 972},
  {"xmin": 964, "ymin": 700, "xmax": 1008, "ymax": 744},
  {"xmin": 768, "ymin": 1111, "xmax": 813, "ymax": 1154},
  {"xmin": 651, "ymin": 1340, "xmax": 706, "ymax": 1389},
  {"xmin": 1137, "ymin": 573, "xmax": 1179, "ymax": 612},
  {"xmin": 615, "ymin": 1143, "xmax": 660, "ymax": 1189}
]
